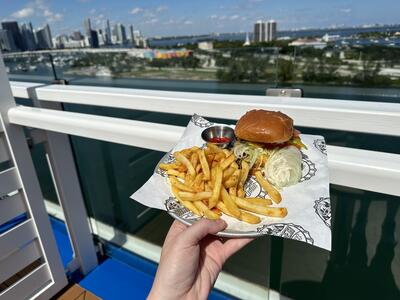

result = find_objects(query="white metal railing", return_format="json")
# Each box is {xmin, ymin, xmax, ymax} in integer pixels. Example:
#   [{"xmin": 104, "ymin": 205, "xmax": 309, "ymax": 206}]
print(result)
[
  {"xmin": 10, "ymin": 81, "xmax": 400, "ymax": 136},
  {"xmin": 8, "ymin": 81, "xmax": 400, "ymax": 197},
  {"xmin": 6, "ymin": 80, "xmax": 400, "ymax": 300}
]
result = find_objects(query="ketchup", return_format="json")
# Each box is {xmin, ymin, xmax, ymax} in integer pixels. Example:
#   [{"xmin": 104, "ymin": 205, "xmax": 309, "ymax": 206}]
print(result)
[{"xmin": 209, "ymin": 136, "xmax": 231, "ymax": 143}]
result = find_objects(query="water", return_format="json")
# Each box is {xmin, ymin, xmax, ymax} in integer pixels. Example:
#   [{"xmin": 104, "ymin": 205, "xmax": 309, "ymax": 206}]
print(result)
[{"xmin": 148, "ymin": 24, "xmax": 400, "ymax": 47}]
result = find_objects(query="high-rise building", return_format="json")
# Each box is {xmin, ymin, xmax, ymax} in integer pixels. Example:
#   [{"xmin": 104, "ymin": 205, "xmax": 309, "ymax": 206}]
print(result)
[
  {"xmin": 253, "ymin": 20, "xmax": 277, "ymax": 42},
  {"xmin": 21, "ymin": 23, "xmax": 36, "ymax": 50},
  {"xmin": 35, "ymin": 24, "xmax": 53, "ymax": 49},
  {"xmin": 84, "ymin": 18, "xmax": 92, "ymax": 36},
  {"xmin": 266, "ymin": 20, "xmax": 277, "ymax": 42},
  {"xmin": 129, "ymin": 25, "xmax": 135, "ymax": 46},
  {"xmin": 0, "ymin": 29, "xmax": 18, "ymax": 52},
  {"xmin": 105, "ymin": 19, "xmax": 112, "ymax": 45},
  {"xmin": 1, "ymin": 21, "xmax": 25, "ymax": 50},
  {"xmin": 116, "ymin": 23, "xmax": 127, "ymax": 44},
  {"xmin": 253, "ymin": 20, "xmax": 265, "ymax": 43},
  {"xmin": 89, "ymin": 30, "xmax": 99, "ymax": 48}
]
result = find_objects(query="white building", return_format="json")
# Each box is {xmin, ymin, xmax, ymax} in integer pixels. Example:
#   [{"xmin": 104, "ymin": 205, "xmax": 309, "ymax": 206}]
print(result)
[{"xmin": 198, "ymin": 41, "xmax": 213, "ymax": 51}]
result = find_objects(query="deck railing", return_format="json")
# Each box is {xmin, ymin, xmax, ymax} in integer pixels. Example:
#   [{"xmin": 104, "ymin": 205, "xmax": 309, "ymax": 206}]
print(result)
[{"xmin": 7, "ymin": 80, "xmax": 400, "ymax": 299}]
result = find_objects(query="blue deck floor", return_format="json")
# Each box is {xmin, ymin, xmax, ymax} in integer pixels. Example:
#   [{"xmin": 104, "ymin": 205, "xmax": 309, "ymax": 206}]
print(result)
[
  {"xmin": 0, "ymin": 215, "xmax": 234, "ymax": 299},
  {"xmin": 49, "ymin": 216, "xmax": 235, "ymax": 300}
]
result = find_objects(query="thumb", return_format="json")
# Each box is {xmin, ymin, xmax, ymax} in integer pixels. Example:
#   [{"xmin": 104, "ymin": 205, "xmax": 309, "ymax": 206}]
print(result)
[{"xmin": 181, "ymin": 218, "xmax": 227, "ymax": 246}]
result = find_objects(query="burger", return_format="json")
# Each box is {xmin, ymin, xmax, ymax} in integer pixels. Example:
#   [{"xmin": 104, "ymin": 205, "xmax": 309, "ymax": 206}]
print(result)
[{"xmin": 233, "ymin": 109, "xmax": 305, "ymax": 188}]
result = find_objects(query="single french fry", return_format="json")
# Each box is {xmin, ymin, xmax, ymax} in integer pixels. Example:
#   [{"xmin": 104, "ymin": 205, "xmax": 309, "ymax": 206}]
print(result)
[
  {"xmin": 198, "ymin": 150, "xmax": 210, "ymax": 180},
  {"xmin": 209, "ymin": 166, "xmax": 223, "ymax": 208},
  {"xmin": 171, "ymin": 186, "xmax": 201, "ymax": 216},
  {"xmin": 255, "ymin": 171, "xmax": 282, "ymax": 204},
  {"xmin": 242, "ymin": 197, "xmax": 273, "ymax": 206},
  {"xmin": 239, "ymin": 210, "xmax": 261, "ymax": 224},
  {"xmin": 221, "ymin": 187, "xmax": 241, "ymax": 218},
  {"xmin": 217, "ymin": 202, "xmax": 260, "ymax": 224},
  {"xmin": 217, "ymin": 201, "xmax": 238, "ymax": 219},
  {"xmin": 169, "ymin": 176, "xmax": 195, "ymax": 192},
  {"xmin": 190, "ymin": 152, "xmax": 199, "ymax": 170},
  {"xmin": 167, "ymin": 169, "xmax": 185, "ymax": 179},
  {"xmin": 234, "ymin": 197, "xmax": 287, "ymax": 218},
  {"xmin": 174, "ymin": 152, "xmax": 196, "ymax": 178},
  {"xmin": 179, "ymin": 191, "xmax": 212, "ymax": 201},
  {"xmin": 220, "ymin": 154, "xmax": 236, "ymax": 170},
  {"xmin": 196, "ymin": 164, "xmax": 201, "ymax": 173},
  {"xmin": 224, "ymin": 169, "xmax": 240, "ymax": 188},
  {"xmin": 223, "ymin": 167, "xmax": 236, "ymax": 181},
  {"xmin": 231, "ymin": 162, "xmax": 239, "ymax": 169},
  {"xmin": 238, "ymin": 161, "xmax": 250, "ymax": 189},
  {"xmin": 194, "ymin": 201, "xmax": 220, "ymax": 220},
  {"xmin": 212, "ymin": 161, "xmax": 218, "ymax": 168},
  {"xmin": 159, "ymin": 163, "xmax": 180, "ymax": 170}
]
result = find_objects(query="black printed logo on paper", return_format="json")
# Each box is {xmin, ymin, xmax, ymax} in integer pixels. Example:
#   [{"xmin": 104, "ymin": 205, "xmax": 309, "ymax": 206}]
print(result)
[
  {"xmin": 313, "ymin": 139, "xmax": 327, "ymax": 155},
  {"xmin": 165, "ymin": 197, "xmax": 199, "ymax": 220},
  {"xmin": 300, "ymin": 152, "xmax": 317, "ymax": 182},
  {"xmin": 156, "ymin": 152, "xmax": 175, "ymax": 177},
  {"xmin": 314, "ymin": 197, "xmax": 331, "ymax": 228},
  {"xmin": 257, "ymin": 223, "xmax": 314, "ymax": 244},
  {"xmin": 191, "ymin": 114, "xmax": 214, "ymax": 128}
]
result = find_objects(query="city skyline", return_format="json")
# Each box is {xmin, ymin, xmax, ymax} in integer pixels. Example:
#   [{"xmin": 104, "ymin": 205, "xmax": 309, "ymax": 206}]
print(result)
[{"xmin": 1, "ymin": 0, "xmax": 400, "ymax": 38}]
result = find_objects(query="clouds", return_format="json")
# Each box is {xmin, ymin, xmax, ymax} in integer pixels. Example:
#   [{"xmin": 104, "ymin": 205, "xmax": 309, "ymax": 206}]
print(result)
[
  {"xmin": 11, "ymin": 7, "xmax": 34, "ymax": 19},
  {"xmin": 130, "ymin": 7, "xmax": 144, "ymax": 15},
  {"xmin": 10, "ymin": 0, "xmax": 63, "ymax": 23}
]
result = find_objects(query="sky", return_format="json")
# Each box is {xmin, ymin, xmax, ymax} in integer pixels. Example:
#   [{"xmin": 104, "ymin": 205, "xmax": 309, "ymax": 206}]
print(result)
[{"xmin": 1, "ymin": 0, "xmax": 400, "ymax": 38}]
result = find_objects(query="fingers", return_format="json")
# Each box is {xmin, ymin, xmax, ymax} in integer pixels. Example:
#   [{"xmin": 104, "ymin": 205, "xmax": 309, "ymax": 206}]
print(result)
[
  {"xmin": 164, "ymin": 220, "xmax": 188, "ymax": 245},
  {"xmin": 222, "ymin": 238, "xmax": 254, "ymax": 261},
  {"xmin": 181, "ymin": 218, "xmax": 227, "ymax": 246}
]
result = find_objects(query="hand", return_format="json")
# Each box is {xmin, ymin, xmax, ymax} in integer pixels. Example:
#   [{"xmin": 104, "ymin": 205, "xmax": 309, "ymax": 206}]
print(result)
[{"xmin": 148, "ymin": 219, "xmax": 253, "ymax": 300}]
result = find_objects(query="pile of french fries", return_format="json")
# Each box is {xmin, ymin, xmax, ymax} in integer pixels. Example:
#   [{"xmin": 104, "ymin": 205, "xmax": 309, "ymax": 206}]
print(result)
[{"xmin": 159, "ymin": 143, "xmax": 288, "ymax": 224}]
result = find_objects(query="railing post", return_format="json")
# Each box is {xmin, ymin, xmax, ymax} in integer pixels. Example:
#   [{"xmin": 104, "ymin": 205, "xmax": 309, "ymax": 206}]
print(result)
[{"xmin": 28, "ymin": 90, "xmax": 98, "ymax": 275}]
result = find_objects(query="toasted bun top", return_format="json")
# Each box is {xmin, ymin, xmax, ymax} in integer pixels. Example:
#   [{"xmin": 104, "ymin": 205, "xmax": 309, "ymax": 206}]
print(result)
[{"xmin": 235, "ymin": 110, "xmax": 294, "ymax": 144}]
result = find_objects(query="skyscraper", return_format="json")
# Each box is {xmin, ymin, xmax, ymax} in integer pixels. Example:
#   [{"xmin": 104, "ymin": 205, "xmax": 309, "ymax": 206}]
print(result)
[
  {"xmin": 84, "ymin": 18, "xmax": 92, "ymax": 36},
  {"xmin": 1, "ymin": 21, "xmax": 25, "ymax": 51},
  {"xmin": 105, "ymin": 19, "xmax": 112, "ymax": 45},
  {"xmin": 253, "ymin": 20, "xmax": 265, "ymax": 43},
  {"xmin": 253, "ymin": 20, "xmax": 277, "ymax": 42},
  {"xmin": 266, "ymin": 20, "xmax": 277, "ymax": 42},
  {"xmin": 0, "ymin": 29, "xmax": 18, "ymax": 52},
  {"xmin": 129, "ymin": 25, "xmax": 135, "ymax": 46},
  {"xmin": 21, "ymin": 23, "xmax": 36, "ymax": 50},
  {"xmin": 35, "ymin": 24, "xmax": 53, "ymax": 49},
  {"xmin": 116, "ymin": 23, "xmax": 127, "ymax": 44}
]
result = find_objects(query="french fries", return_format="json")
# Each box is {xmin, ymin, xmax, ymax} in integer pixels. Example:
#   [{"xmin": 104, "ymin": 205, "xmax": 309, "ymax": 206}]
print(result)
[
  {"xmin": 162, "ymin": 143, "xmax": 288, "ymax": 224},
  {"xmin": 255, "ymin": 171, "xmax": 282, "ymax": 204},
  {"xmin": 174, "ymin": 152, "xmax": 196, "ymax": 178},
  {"xmin": 234, "ymin": 197, "xmax": 287, "ymax": 218},
  {"xmin": 209, "ymin": 166, "xmax": 223, "ymax": 208}
]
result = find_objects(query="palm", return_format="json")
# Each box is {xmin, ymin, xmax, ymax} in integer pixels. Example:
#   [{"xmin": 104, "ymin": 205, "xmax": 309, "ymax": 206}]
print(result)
[
  {"xmin": 167, "ymin": 221, "xmax": 251, "ymax": 299},
  {"xmin": 149, "ymin": 220, "xmax": 252, "ymax": 300}
]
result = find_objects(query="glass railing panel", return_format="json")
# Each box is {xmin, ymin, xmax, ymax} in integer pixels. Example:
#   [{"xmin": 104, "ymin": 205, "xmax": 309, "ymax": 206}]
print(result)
[{"xmin": 274, "ymin": 186, "xmax": 400, "ymax": 300}]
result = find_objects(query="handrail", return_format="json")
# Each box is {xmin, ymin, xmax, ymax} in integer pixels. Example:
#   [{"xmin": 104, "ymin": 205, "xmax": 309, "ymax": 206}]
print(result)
[
  {"xmin": 8, "ymin": 106, "xmax": 400, "ymax": 197},
  {"xmin": 10, "ymin": 81, "xmax": 400, "ymax": 137}
]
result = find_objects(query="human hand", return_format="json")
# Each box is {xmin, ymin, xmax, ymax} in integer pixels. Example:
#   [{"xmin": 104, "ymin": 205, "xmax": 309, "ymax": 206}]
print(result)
[{"xmin": 148, "ymin": 219, "xmax": 253, "ymax": 300}]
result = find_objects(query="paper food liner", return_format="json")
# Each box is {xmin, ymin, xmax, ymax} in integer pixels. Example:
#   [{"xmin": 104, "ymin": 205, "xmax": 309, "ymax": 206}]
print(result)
[{"xmin": 131, "ymin": 114, "xmax": 331, "ymax": 251}]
